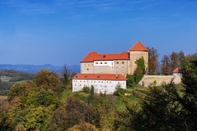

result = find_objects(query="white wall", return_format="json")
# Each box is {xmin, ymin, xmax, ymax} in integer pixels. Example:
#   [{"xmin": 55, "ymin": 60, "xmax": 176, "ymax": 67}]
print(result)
[
  {"xmin": 72, "ymin": 79, "xmax": 126, "ymax": 94},
  {"xmin": 94, "ymin": 61, "xmax": 114, "ymax": 68}
]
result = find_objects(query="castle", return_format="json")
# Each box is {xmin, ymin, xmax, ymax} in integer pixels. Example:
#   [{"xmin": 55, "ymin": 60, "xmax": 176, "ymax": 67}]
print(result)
[{"xmin": 72, "ymin": 41, "xmax": 148, "ymax": 94}]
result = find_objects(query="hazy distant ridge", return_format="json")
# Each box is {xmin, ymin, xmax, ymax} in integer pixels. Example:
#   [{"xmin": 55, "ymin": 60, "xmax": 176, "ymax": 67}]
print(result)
[{"xmin": 0, "ymin": 64, "xmax": 80, "ymax": 74}]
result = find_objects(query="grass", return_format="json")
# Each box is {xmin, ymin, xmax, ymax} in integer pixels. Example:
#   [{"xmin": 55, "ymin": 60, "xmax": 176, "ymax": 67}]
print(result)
[
  {"xmin": 0, "ymin": 95, "xmax": 7, "ymax": 100},
  {"xmin": 1, "ymin": 77, "xmax": 11, "ymax": 82}
]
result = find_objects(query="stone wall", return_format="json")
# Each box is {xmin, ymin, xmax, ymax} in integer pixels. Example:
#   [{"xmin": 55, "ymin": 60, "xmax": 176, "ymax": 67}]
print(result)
[{"xmin": 138, "ymin": 75, "xmax": 181, "ymax": 87}]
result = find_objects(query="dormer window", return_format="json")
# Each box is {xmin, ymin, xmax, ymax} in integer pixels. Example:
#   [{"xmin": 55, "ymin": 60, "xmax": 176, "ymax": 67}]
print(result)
[{"xmin": 103, "ymin": 55, "xmax": 106, "ymax": 58}]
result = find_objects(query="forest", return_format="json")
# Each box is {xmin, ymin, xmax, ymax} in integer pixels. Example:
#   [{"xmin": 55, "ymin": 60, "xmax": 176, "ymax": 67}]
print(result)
[
  {"xmin": 0, "ymin": 50, "xmax": 197, "ymax": 131},
  {"xmin": 0, "ymin": 70, "xmax": 34, "ymax": 95}
]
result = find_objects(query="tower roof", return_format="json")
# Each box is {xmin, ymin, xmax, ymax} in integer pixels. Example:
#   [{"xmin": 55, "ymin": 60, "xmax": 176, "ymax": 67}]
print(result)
[
  {"xmin": 129, "ymin": 41, "xmax": 148, "ymax": 52},
  {"xmin": 173, "ymin": 68, "xmax": 181, "ymax": 73}
]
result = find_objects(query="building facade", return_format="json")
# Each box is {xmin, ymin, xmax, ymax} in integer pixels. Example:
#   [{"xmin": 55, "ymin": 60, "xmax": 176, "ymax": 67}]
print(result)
[
  {"xmin": 72, "ymin": 41, "xmax": 148, "ymax": 94},
  {"xmin": 72, "ymin": 74, "xmax": 127, "ymax": 94},
  {"xmin": 80, "ymin": 41, "xmax": 148, "ymax": 76}
]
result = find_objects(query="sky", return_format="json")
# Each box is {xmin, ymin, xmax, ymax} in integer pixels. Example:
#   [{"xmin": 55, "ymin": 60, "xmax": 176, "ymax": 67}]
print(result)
[{"xmin": 0, "ymin": 0, "xmax": 197, "ymax": 66}]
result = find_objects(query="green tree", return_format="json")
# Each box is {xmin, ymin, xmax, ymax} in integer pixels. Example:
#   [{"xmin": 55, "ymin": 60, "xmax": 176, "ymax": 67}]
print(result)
[
  {"xmin": 91, "ymin": 94, "xmax": 116, "ymax": 130},
  {"xmin": 135, "ymin": 57, "xmax": 145, "ymax": 74},
  {"xmin": 178, "ymin": 50, "xmax": 185, "ymax": 67},
  {"xmin": 24, "ymin": 105, "xmax": 54, "ymax": 131},
  {"xmin": 118, "ymin": 84, "xmax": 183, "ymax": 131},
  {"xmin": 68, "ymin": 122, "xmax": 98, "ymax": 131},
  {"xmin": 179, "ymin": 53, "xmax": 197, "ymax": 130},
  {"xmin": 33, "ymin": 69, "xmax": 60, "ymax": 92},
  {"xmin": 8, "ymin": 81, "xmax": 33, "ymax": 101}
]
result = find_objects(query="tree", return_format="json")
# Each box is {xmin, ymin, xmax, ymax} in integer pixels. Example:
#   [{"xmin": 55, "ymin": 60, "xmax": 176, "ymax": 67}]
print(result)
[
  {"xmin": 33, "ymin": 69, "xmax": 60, "ymax": 92},
  {"xmin": 161, "ymin": 55, "xmax": 171, "ymax": 75},
  {"xmin": 61, "ymin": 64, "xmax": 71, "ymax": 86},
  {"xmin": 7, "ymin": 81, "xmax": 33, "ymax": 101},
  {"xmin": 68, "ymin": 122, "xmax": 98, "ymax": 131},
  {"xmin": 179, "ymin": 53, "xmax": 197, "ymax": 130},
  {"xmin": 47, "ymin": 108, "xmax": 67, "ymax": 131},
  {"xmin": 178, "ymin": 50, "xmax": 185, "ymax": 67},
  {"xmin": 147, "ymin": 47, "xmax": 159, "ymax": 75},
  {"xmin": 135, "ymin": 57, "xmax": 145, "ymax": 74},
  {"xmin": 170, "ymin": 52, "xmax": 179, "ymax": 72},
  {"xmin": 24, "ymin": 105, "xmax": 54, "ymax": 131}
]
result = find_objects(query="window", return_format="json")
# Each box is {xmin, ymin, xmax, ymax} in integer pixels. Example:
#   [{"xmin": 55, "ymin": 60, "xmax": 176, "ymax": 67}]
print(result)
[
  {"xmin": 87, "ymin": 68, "xmax": 89, "ymax": 70},
  {"xmin": 84, "ymin": 64, "xmax": 86, "ymax": 67},
  {"xmin": 116, "ymin": 61, "xmax": 119, "ymax": 64},
  {"xmin": 100, "ymin": 62, "xmax": 102, "ymax": 64},
  {"xmin": 74, "ymin": 84, "xmax": 76, "ymax": 86},
  {"xmin": 92, "ymin": 64, "xmax": 93, "ymax": 66},
  {"xmin": 104, "ymin": 62, "xmax": 107, "ymax": 64},
  {"xmin": 122, "ymin": 61, "xmax": 124, "ymax": 64},
  {"xmin": 88, "ymin": 64, "xmax": 90, "ymax": 66},
  {"xmin": 96, "ymin": 62, "xmax": 98, "ymax": 64}
]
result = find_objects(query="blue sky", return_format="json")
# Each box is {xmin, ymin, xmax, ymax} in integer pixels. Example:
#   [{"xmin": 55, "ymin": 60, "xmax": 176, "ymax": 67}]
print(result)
[{"xmin": 0, "ymin": 0, "xmax": 197, "ymax": 66}]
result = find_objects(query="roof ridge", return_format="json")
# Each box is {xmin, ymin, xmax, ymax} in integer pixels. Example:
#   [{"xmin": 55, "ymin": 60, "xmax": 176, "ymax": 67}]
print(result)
[{"xmin": 129, "ymin": 41, "xmax": 148, "ymax": 51}]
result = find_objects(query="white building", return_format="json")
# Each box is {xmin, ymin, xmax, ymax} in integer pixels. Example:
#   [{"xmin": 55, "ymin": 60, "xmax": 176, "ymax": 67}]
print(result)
[
  {"xmin": 72, "ymin": 41, "xmax": 149, "ymax": 94},
  {"xmin": 172, "ymin": 68, "xmax": 182, "ymax": 84},
  {"xmin": 72, "ymin": 74, "xmax": 126, "ymax": 94}
]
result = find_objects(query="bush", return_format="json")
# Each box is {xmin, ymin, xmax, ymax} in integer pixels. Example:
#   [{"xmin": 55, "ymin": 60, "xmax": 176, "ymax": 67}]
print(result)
[
  {"xmin": 114, "ymin": 85, "xmax": 126, "ymax": 96},
  {"xmin": 83, "ymin": 86, "xmax": 90, "ymax": 93}
]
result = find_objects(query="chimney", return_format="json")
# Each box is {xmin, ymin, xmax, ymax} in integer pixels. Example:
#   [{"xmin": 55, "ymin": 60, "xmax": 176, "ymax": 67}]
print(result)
[{"xmin": 116, "ymin": 74, "xmax": 118, "ymax": 78}]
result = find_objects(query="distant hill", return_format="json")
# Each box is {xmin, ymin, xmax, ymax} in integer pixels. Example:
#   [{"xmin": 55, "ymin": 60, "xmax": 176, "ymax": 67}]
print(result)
[{"xmin": 0, "ymin": 64, "xmax": 80, "ymax": 74}]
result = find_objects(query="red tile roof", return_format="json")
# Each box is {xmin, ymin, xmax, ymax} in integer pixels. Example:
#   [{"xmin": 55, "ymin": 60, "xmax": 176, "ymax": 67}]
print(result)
[
  {"xmin": 73, "ymin": 73, "xmax": 127, "ymax": 80},
  {"xmin": 81, "ymin": 52, "xmax": 129, "ymax": 62},
  {"xmin": 129, "ymin": 41, "xmax": 148, "ymax": 51},
  {"xmin": 173, "ymin": 68, "xmax": 181, "ymax": 73}
]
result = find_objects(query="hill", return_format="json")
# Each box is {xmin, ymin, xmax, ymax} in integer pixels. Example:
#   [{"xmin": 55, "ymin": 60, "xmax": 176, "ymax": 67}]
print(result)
[
  {"xmin": 0, "ymin": 64, "xmax": 80, "ymax": 74},
  {"xmin": 0, "ymin": 70, "xmax": 34, "ymax": 92}
]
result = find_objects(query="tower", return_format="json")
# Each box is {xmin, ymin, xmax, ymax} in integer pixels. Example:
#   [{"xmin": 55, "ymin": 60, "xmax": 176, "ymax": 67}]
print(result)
[{"xmin": 128, "ymin": 41, "xmax": 148, "ymax": 74}]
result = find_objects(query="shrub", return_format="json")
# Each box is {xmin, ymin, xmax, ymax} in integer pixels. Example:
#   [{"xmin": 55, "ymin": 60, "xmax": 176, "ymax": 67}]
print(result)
[
  {"xmin": 114, "ymin": 85, "xmax": 126, "ymax": 96},
  {"xmin": 83, "ymin": 86, "xmax": 90, "ymax": 93}
]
